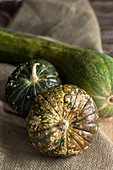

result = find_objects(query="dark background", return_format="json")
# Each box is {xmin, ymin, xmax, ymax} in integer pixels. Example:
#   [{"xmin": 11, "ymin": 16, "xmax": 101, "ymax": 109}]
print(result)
[{"xmin": 90, "ymin": 0, "xmax": 113, "ymax": 58}]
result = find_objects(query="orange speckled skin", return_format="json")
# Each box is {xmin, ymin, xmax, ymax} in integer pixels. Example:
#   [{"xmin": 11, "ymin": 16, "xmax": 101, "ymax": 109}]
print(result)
[{"xmin": 26, "ymin": 84, "xmax": 99, "ymax": 157}]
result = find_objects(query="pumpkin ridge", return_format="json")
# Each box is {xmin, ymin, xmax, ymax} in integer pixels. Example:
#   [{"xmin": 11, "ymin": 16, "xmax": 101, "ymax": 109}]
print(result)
[
  {"xmin": 71, "ymin": 120, "xmax": 98, "ymax": 132},
  {"xmin": 52, "ymin": 86, "xmax": 64, "ymax": 118},
  {"xmin": 57, "ymin": 131, "xmax": 67, "ymax": 156},
  {"xmin": 47, "ymin": 131, "xmax": 62, "ymax": 153},
  {"xmin": 62, "ymin": 85, "xmax": 66, "ymax": 118},
  {"xmin": 46, "ymin": 88, "xmax": 62, "ymax": 119},
  {"xmin": 56, "ymin": 132, "xmax": 65, "ymax": 156},
  {"xmin": 69, "ymin": 86, "xmax": 79, "ymax": 109},
  {"xmin": 71, "ymin": 101, "xmax": 98, "ymax": 123},
  {"xmin": 40, "ymin": 89, "xmax": 62, "ymax": 119},
  {"xmin": 20, "ymin": 85, "xmax": 31, "ymax": 113},
  {"xmin": 47, "ymin": 74, "xmax": 59, "ymax": 78},
  {"xmin": 38, "ymin": 78, "xmax": 58, "ymax": 84},
  {"xmin": 72, "ymin": 126, "xmax": 97, "ymax": 135},
  {"xmin": 85, "ymin": 122, "xmax": 98, "ymax": 126},
  {"xmin": 38, "ymin": 105, "xmax": 59, "ymax": 122},
  {"xmin": 7, "ymin": 81, "xmax": 29, "ymax": 101},
  {"xmin": 57, "ymin": 85, "xmax": 64, "ymax": 119},
  {"xmin": 66, "ymin": 88, "xmax": 79, "ymax": 121},
  {"xmin": 39, "ymin": 94, "xmax": 61, "ymax": 120},
  {"xmin": 67, "ymin": 131, "xmax": 83, "ymax": 150},
  {"xmin": 36, "ymin": 81, "xmax": 43, "ymax": 92},
  {"xmin": 39, "ymin": 74, "xmax": 58, "ymax": 78},
  {"xmin": 10, "ymin": 83, "xmax": 30, "ymax": 107},
  {"xmin": 38, "ymin": 65, "xmax": 54, "ymax": 76},
  {"xmin": 37, "ymin": 127, "xmax": 58, "ymax": 143},
  {"xmin": 52, "ymin": 88, "xmax": 63, "ymax": 117},
  {"xmin": 38, "ymin": 79, "xmax": 59, "ymax": 87},
  {"xmin": 35, "ymin": 126, "xmax": 56, "ymax": 133},
  {"xmin": 68, "ymin": 110, "xmax": 80, "ymax": 123},
  {"xmin": 66, "ymin": 90, "xmax": 90, "ymax": 120},
  {"xmin": 63, "ymin": 85, "xmax": 73, "ymax": 119},
  {"xmin": 40, "ymin": 118, "xmax": 58, "ymax": 126},
  {"xmin": 68, "ymin": 128, "xmax": 89, "ymax": 147},
  {"xmin": 69, "ymin": 127, "xmax": 92, "ymax": 143},
  {"xmin": 47, "ymin": 139, "xmax": 62, "ymax": 156},
  {"xmin": 33, "ymin": 82, "xmax": 37, "ymax": 97},
  {"xmin": 71, "ymin": 112, "xmax": 97, "ymax": 125},
  {"xmin": 68, "ymin": 96, "xmax": 91, "ymax": 122},
  {"xmin": 51, "ymin": 85, "xmax": 64, "ymax": 118},
  {"xmin": 78, "ymin": 97, "xmax": 91, "ymax": 112}
]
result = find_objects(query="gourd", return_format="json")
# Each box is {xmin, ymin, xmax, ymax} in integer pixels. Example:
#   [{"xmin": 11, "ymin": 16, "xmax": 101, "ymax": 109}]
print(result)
[
  {"xmin": 26, "ymin": 84, "xmax": 99, "ymax": 157},
  {"xmin": 5, "ymin": 59, "xmax": 61, "ymax": 117},
  {"xmin": 1, "ymin": 28, "xmax": 113, "ymax": 118}
]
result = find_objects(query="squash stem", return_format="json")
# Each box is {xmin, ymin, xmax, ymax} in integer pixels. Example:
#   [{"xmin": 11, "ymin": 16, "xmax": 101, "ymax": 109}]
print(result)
[
  {"xmin": 30, "ymin": 63, "xmax": 39, "ymax": 83},
  {"xmin": 58, "ymin": 119, "xmax": 69, "ymax": 131}
]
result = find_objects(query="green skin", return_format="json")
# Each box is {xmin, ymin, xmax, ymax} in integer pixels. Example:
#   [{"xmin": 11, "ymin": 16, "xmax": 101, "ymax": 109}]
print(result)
[
  {"xmin": 5, "ymin": 59, "xmax": 61, "ymax": 117},
  {"xmin": 0, "ymin": 28, "xmax": 113, "ymax": 118}
]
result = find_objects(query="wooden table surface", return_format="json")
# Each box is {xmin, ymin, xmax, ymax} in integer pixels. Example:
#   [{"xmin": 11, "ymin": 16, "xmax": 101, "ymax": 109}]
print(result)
[
  {"xmin": 90, "ymin": 0, "xmax": 113, "ymax": 142},
  {"xmin": 99, "ymin": 117, "xmax": 113, "ymax": 142}
]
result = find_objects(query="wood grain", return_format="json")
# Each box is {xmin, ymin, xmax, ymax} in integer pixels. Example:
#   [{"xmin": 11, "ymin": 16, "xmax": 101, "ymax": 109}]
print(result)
[{"xmin": 99, "ymin": 117, "xmax": 113, "ymax": 142}]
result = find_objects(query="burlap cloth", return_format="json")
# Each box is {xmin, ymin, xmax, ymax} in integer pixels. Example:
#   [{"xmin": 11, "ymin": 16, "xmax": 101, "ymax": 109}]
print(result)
[{"xmin": 0, "ymin": 0, "xmax": 113, "ymax": 169}]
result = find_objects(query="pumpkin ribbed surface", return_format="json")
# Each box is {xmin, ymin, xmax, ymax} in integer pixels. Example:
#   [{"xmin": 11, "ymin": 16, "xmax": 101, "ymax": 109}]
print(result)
[
  {"xmin": 26, "ymin": 84, "xmax": 99, "ymax": 157},
  {"xmin": 5, "ymin": 59, "xmax": 61, "ymax": 117}
]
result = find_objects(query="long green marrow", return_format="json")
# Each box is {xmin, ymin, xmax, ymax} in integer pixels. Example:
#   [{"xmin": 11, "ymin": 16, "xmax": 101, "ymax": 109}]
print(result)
[{"xmin": 0, "ymin": 28, "xmax": 113, "ymax": 118}]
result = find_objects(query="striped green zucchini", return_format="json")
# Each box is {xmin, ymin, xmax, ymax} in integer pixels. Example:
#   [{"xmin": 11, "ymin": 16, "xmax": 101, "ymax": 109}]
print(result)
[{"xmin": 0, "ymin": 28, "xmax": 113, "ymax": 118}]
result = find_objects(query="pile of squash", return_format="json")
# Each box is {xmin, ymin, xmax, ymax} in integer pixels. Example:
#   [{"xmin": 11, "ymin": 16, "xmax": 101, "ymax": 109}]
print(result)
[{"xmin": 1, "ymin": 28, "xmax": 113, "ymax": 157}]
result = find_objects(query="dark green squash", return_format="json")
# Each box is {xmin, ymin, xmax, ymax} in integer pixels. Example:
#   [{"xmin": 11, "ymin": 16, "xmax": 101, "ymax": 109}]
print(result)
[
  {"xmin": 5, "ymin": 59, "xmax": 61, "ymax": 117},
  {"xmin": 26, "ymin": 84, "xmax": 99, "ymax": 157},
  {"xmin": 1, "ymin": 28, "xmax": 113, "ymax": 118}
]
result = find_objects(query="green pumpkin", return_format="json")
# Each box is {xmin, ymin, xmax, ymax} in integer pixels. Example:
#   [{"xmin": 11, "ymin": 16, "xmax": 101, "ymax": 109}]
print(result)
[
  {"xmin": 1, "ymin": 28, "xmax": 113, "ymax": 118},
  {"xmin": 26, "ymin": 84, "xmax": 99, "ymax": 157},
  {"xmin": 5, "ymin": 59, "xmax": 61, "ymax": 117}
]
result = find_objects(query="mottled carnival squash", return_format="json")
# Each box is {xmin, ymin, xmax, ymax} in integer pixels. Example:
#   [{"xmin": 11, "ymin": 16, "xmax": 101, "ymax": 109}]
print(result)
[
  {"xmin": 5, "ymin": 59, "xmax": 61, "ymax": 117},
  {"xmin": 26, "ymin": 84, "xmax": 99, "ymax": 157},
  {"xmin": 1, "ymin": 29, "xmax": 113, "ymax": 118}
]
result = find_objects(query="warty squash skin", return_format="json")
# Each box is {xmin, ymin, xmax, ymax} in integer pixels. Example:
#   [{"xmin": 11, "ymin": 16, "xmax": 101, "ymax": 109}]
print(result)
[
  {"xmin": 5, "ymin": 59, "xmax": 61, "ymax": 117},
  {"xmin": 26, "ymin": 85, "xmax": 99, "ymax": 157},
  {"xmin": 0, "ymin": 28, "xmax": 113, "ymax": 118}
]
